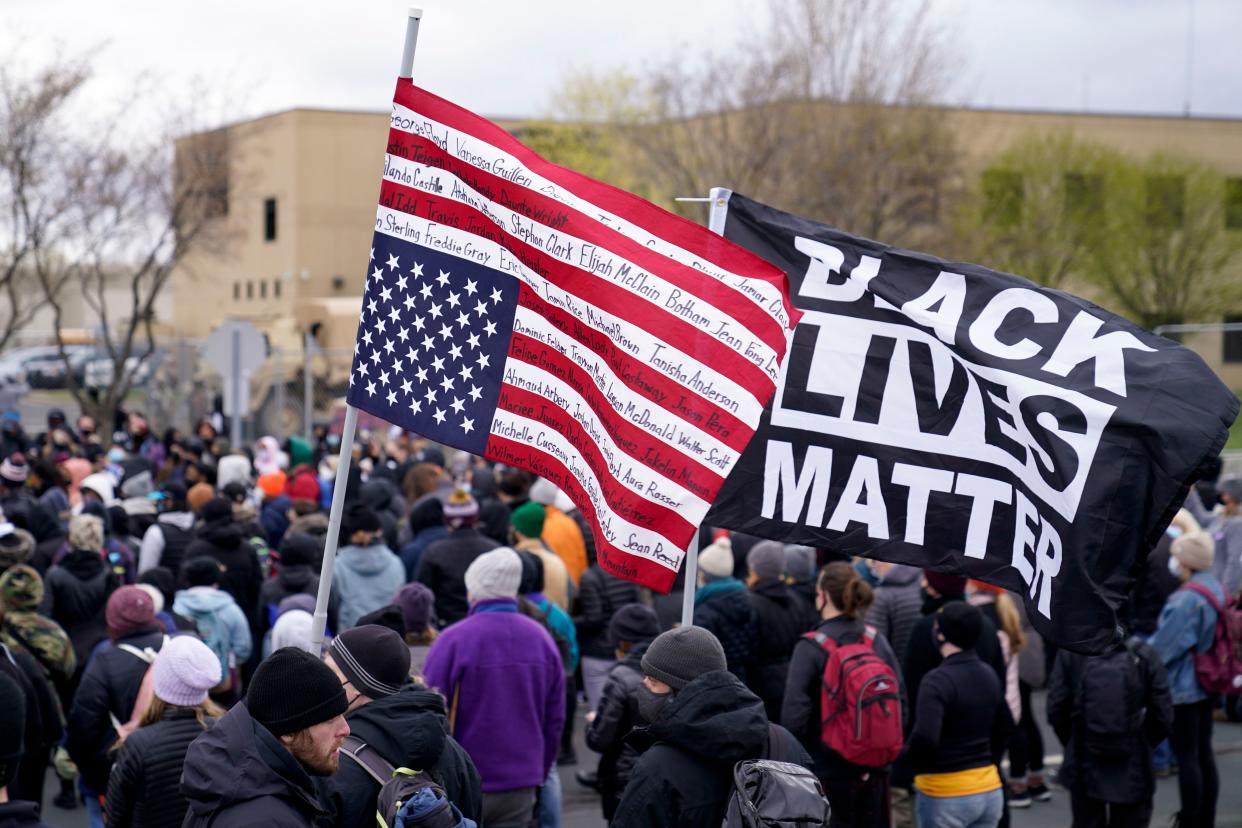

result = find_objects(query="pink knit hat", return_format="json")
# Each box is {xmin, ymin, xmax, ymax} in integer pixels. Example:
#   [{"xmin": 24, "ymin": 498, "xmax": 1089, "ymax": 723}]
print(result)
[{"xmin": 153, "ymin": 635, "xmax": 222, "ymax": 705}]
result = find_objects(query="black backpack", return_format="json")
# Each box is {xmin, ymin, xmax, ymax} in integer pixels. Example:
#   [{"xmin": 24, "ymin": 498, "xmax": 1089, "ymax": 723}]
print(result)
[
  {"xmin": 1074, "ymin": 639, "xmax": 1146, "ymax": 759},
  {"xmin": 339, "ymin": 735, "xmax": 464, "ymax": 828},
  {"xmin": 722, "ymin": 725, "xmax": 831, "ymax": 828}
]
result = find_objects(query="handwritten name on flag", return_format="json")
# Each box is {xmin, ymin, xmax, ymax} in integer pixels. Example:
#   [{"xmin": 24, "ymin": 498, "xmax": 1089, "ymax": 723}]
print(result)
[{"xmin": 346, "ymin": 80, "xmax": 799, "ymax": 590}]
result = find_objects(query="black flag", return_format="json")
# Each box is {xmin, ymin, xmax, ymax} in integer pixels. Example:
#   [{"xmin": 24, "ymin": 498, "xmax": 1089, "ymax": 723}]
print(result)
[{"xmin": 706, "ymin": 192, "xmax": 1238, "ymax": 652}]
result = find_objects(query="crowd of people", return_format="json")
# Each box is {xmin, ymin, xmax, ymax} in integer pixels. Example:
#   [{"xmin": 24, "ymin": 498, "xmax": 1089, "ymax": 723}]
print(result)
[{"xmin": 0, "ymin": 406, "xmax": 1236, "ymax": 828}]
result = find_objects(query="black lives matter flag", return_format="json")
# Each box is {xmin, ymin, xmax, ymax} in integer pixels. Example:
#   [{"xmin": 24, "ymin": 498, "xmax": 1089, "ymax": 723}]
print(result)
[{"xmin": 705, "ymin": 192, "xmax": 1239, "ymax": 652}]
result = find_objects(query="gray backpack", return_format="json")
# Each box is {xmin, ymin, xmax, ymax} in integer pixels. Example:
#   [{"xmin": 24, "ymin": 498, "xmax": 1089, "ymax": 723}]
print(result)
[
  {"xmin": 339, "ymin": 735, "xmax": 462, "ymax": 828},
  {"xmin": 722, "ymin": 726, "xmax": 831, "ymax": 828}
]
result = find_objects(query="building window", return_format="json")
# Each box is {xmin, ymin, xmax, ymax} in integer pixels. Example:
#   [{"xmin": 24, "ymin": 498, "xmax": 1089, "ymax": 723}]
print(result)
[
  {"xmin": 1226, "ymin": 178, "xmax": 1242, "ymax": 230},
  {"xmin": 983, "ymin": 170, "xmax": 1023, "ymax": 228},
  {"xmin": 264, "ymin": 198, "xmax": 277, "ymax": 242},
  {"xmin": 274, "ymin": 279, "xmax": 282, "ymax": 299},
  {"xmin": 246, "ymin": 281, "xmax": 253, "ymax": 300},
  {"xmin": 259, "ymin": 280, "xmax": 267, "ymax": 299},
  {"xmin": 1146, "ymin": 175, "xmax": 1184, "ymax": 228},
  {"xmin": 233, "ymin": 281, "xmax": 240, "ymax": 301},
  {"xmin": 1224, "ymin": 315, "xmax": 1242, "ymax": 364},
  {"xmin": 1064, "ymin": 172, "xmax": 1103, "ymax": 220}
]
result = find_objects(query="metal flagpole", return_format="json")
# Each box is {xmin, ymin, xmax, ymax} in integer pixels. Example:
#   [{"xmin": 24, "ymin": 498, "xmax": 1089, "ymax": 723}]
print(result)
[
  {"xmin": 307, "ymin": 8, "xmax": 424, "ymax": 655},
  {"xmin": 678, "ymin": 187, "xmax": 733, "ymax": 629}
]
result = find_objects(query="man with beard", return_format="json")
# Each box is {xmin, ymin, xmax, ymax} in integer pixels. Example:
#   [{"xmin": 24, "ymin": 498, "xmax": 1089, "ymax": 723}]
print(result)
[{"xmin": 180, "ymin": 647, "xmax": 350, "ymax": 826}]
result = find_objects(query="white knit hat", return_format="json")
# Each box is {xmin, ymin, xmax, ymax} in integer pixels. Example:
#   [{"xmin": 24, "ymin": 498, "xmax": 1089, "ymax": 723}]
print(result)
[
  {"xmin": 135, "ymin": 583, "xmax": 165, "ymax": 614},
  {"xmin": 1172, "ymin": 530, "xmax": 1215, "ymax": 573},
  {"xmin": 698, "ymin": 537, "xmax": 734, "ymax": 578},
  {"xmin": 465, "ymin": 547, "xmax": 523, "ymax": 602},
  {"xmin": 153, "ymin": 635, "xmax": 222, "ymax": 705}
]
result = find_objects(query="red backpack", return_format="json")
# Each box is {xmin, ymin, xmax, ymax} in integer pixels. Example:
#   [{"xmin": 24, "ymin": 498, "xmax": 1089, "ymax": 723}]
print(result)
[
  {"xmin": 1183, "ymin": 583, "xmax": 1242, "ymax": 696},
  {"xmin": 805, "ymin": 626, "xmax": 903, "ymax": 767}
]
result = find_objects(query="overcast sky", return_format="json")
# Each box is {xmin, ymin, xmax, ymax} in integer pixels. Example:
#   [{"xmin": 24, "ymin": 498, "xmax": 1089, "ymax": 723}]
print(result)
[{"xmin": 6, "ymin": 0, "xmax": 1240, "ymax": 124}]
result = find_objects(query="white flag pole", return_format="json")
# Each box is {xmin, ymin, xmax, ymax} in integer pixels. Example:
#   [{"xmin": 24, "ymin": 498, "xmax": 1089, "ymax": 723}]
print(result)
[
  {"xmin": 307, "ymin": 8, "xmax": 424, "ymax": 656},
  {"xmin": 678, "ymin": 186, "xmax": 733, "ymax": 629}
]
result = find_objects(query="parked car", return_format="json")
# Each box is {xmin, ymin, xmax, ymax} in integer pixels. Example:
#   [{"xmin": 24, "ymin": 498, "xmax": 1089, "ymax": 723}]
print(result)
[
  {"xmin": 24, "ymin": 347, "xmax": 96, "ymax": 389},
  {"xmin": 83, "ymin": 349, "xmax": 159, "ymax": 390}
]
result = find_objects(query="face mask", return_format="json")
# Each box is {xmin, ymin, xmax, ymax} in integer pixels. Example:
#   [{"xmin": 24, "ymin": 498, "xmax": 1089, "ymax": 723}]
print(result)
[
  {"xmin": 635, "ymin": 684, "xmax": 673, "ymax": 725},
  {"xmin": 1168, "ymin": 556, "xmax": 1183, "ymax": 578}
]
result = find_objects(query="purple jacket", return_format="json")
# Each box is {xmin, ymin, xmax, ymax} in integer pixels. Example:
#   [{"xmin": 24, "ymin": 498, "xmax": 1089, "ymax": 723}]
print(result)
[{"xmin": 422, "ymin": 599, "xmax": 565, "ymax": 792}]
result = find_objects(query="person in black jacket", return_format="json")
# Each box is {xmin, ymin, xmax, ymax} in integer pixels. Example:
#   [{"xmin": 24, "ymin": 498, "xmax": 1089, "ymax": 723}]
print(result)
[
  {"xmin": 256, "ymin": 532, "xmax": 338, "ymax": 647},
  {"xmin": 745, "ymin": 541, "xmax": 817, "ymax": 722},
  {"xmin": 1047, "ymin": 637, "xmax": 1173, "ymax": 828},
  {"xmin": 184, "ymin": 497, "xmax": 262, "ymax": 623},
  {"xmin": 41, "ymin": 514, "xmax": 118, "ymax": 689},
  {"xmin": 0, "ymin": 642, "xmax": 60, "ymax": 809},
  {"xmin": 105, "ymin": 636, "xmax": 225, "ymax": 828},
  {"xmin": 582, "ymin": 604, "xmax": 661, "ymax": 821},
  {"xmin": 317, "ymin": 625, "xmax": 483, "ymax": 826},
  {"xmin": 575, "ymin": 562, "xmax": 640, "ymax": 714},
  {"xmin": 781, "ymin": 560, "xmax": 905, "ymax": 828},
  {"xmin": 414, "ymin": 496, "xmax": 499, "ymax": 627},
  {"xmin": 612, "ymin": 626, "xmax": 813, "ymax": 828},
  {"xmin": 906, "ymin": 601, "xmax": 1013, "ymax": 828},
  {"xmin": 0, "ymin": 669, "xmax": 57, "ymax": 828},
  {"xmin": 180, "ymin": 647, "xmax": 350, "ymax": 827},
  {"xmin": 66, "ymin": 585, "xmax": 166, "ymax": 821},
  {"xmin": 691, "ymin": 537, "xmax": 756, "ymax": 681}
]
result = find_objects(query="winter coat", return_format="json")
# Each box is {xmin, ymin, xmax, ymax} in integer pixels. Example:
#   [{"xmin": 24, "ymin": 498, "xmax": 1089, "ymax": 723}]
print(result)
[
  {"xmin": 398, "ymin": 493, "xmax": 449, "ymax": 581},
  {"xmin": 585, "ymin": 644, "xmax": 647, "ymax": 821},
  {"xmin": 415, "ymin": 528, "xmax": 499, "ymax": 626},
  {"xmin": 286, "ymin": 512, "xmax": 329, "ymax": 562},
  {"xmin": 421, "ymin": 598, "xmax": 565, "ymax": 792},
  {"xmin": 256, "ymin": 565, "xmax": 338, "ymax": 643},
  {"xmin": 612, "ymin": 670, "xmax": 812, "ymax": 828},
  {"xmin": 185, "ymin": 517, "xmax": 262, "ymax": 622},
  {"xmin": 0, "ymin": 605, "xmax": 77, "ymax": 693},
  {"xmin": 260, "ymin": 495, "xmax": 292, "ymax": 550},
  {"xmin": 173, "ymin": 588, "xmax": 252, "ymax": 671},
  {"xmin": 1149, "ymin": 572, "xmax": 1225, "ymax": 705},
  {"xmin": 316, "ymin": 686, "xmax": 483, "ymax": 827},
  {"xmin": 137, "ymin": 511, "xmax": 196, "ymax": 576},
  {"xmin": 781, "ymin": 615, "xmax": 905, "ymax": 786},
  {"xmin": 105, "ymin": 707, "xmax": 214, "ymax": 828},
  {"xmin": 0, "ymin": 490, "xmax": 61, "ymax": 543},
  {"xmin": 1047, "ymin": 639, "xmax": 1173, "ymax": 804},
  {"xmin": 0, "ymin": 643, "xmax": 61, "ymax": 806},
  {"xmin": 360, "ymin": 477, "xmax": 402, "ymax": 552},
  {"xmin": 40, "ymin": 549, "xmax": 117, "ymax": 673},
  {"xmin": 332, "ymin": 542, "xmax": 404, "ymax": 631},
  {"xmin": 180, "ymin": 701, "xmax": 328, "ymax": 827},
  {"xmin": 864, "ymin": 564, "xmax": 922, "ymax": 662},
  {"xmin": 692, "ymin": 578, "xmax": 756, "ymax": 682},
  {"xmin": 66, "ymin": 628, "xmax": 166, "ymax": 792},
  {"xmin": 745, "ymin": 579, "xmax": 818, "ymax": 722},
  {"xmin": 1209, "ymin": 512, "xmax": 1242, "ymax": 596},
  {"xmin": 574, "ymin": 566, "xmax": 640, "ymax": 660}
]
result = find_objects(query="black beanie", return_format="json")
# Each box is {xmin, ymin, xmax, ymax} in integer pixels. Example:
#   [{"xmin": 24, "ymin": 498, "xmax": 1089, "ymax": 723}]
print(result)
[
  {"xmin": 202, "ymin": 497, "xmax": 234, "ymax": 524},
  {"xmin": 935, "ymin": 600, "xmax": 983, "ymax": 650},
  {"xmin": 247, "ymin": 647, "xmax": 348, "ymax": 736},
  {"xmin": 278, "ymin": 532, "xmax": 320, "ymax": 568},
  {"xmin": 344, "ymin": 504, "xmax": 382, "ymax": 538},
  {"xmin": 139, "ymin": 567, "xmax": 176, "ymax": 608},
  {"xmin": 641, "ymin": 626, "xmax": 727, "ymax": 691},
  {"xmin": 0, "ymin": 671, "xmax": 24, "ymax": 789},
  {"xmin": 181, "ymin": 556, "xmax": 222, "ymax": 588},
  {"xmin": 608, "ymin": 603, "xmax": 661, "ymax": 647},
  {"xmin": 356, "ymin": 605, "xmax": 407, "ymax": 638},
  {"xmin": 329, "ymin": 625, "xmax": 411, "ymax": 698},
  {"xmin": 516, "ymin": 549, "xmax": 545, "ymax": 594}
]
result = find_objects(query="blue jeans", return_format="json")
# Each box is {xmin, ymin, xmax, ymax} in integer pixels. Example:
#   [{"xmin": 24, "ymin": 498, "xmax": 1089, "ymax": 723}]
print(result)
[
  {"xmin": 916, "ymin": 789, "xmax": 1003, "ymax": 828},
  {"xmin": 538, "ymin": 766, "xmax": 561, "ymax": 828}
]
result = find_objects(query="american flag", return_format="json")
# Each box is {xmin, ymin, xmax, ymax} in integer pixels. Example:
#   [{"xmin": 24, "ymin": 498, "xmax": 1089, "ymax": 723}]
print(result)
[{"xmin": 346, "ymin": 79, "xmax": 799, "ymax": 591}]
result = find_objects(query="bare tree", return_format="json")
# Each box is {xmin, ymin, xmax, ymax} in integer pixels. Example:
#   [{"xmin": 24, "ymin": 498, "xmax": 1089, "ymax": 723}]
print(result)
[
  {"xmin": 549, "ymin": 0, "xmax": 963, "ymax": 247},
  {"xmin": 0, "ymin": 57, "xmax": 91, "ymax": 350}
]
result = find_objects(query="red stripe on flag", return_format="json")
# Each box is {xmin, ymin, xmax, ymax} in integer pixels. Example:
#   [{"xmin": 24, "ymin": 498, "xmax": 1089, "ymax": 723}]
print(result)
[
  {"xmin": 377, "ymin": 178, "xmax": 773, "ymax": 400},
  {"xmin": 384, "ymin": 129, "xmax": 789, "ymax": 356},
  {"xmin": 514, "ymin": 285, "xmax": 752, "ymax": 453},
  {"xmin": 393, "ymin": 80, "xmax": 801, "ymax": 332},
  {"xmin": 507, "ymin": 329, "xmax": 726, "ymax": 499},
  {"xmin": 484, "ymin": 433, "xmax": 681, "ymax": 593}
]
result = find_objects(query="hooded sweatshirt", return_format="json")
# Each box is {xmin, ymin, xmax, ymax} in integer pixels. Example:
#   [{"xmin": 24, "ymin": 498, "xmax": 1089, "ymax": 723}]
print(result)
[
  {"xmin": 172, "ymin": 587, "xmax": 252, "ymax": 668},
  {"xmin": 332, "ymin": 542, "xmax": 404, "ymax": 630},
  {"xmin": 184, "ymin": 517, "xmax": 262, "ymax": 621},
  {"xmin": 612, "ymin": 670, "xmax": 811, "ymax": 828},
  {"xmin": 180, "ymin": 702, "xmax": 327, "ymax": 827},
  {"xmin": 316, "ymin": 686, "xmax": 482, "ymax": 826}
]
